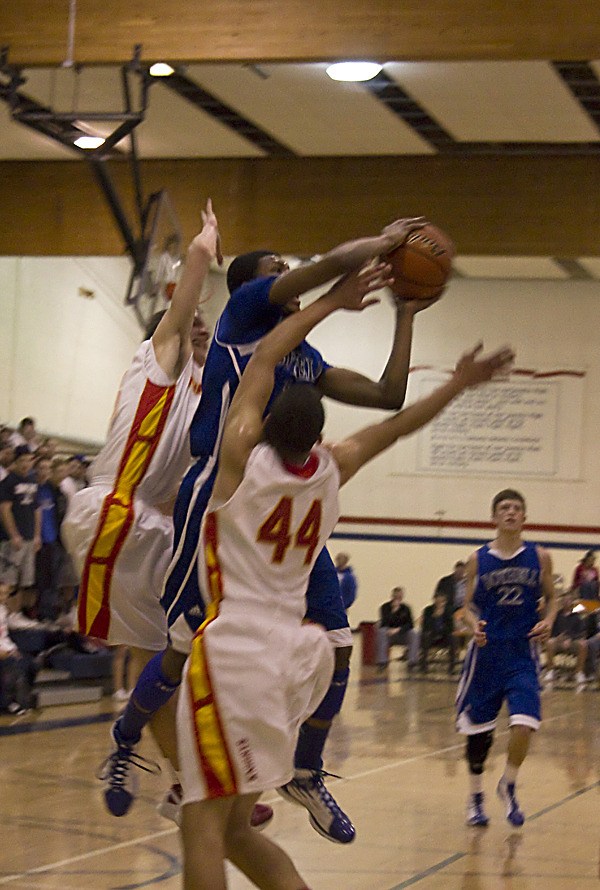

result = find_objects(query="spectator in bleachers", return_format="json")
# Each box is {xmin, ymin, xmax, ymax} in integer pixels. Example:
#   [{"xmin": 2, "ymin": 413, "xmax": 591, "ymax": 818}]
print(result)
[
  {"xmin": 572, "ymin": 550, "xmax": 599, "ymax": 601},
  {"xmin": 376, "ymin": 586, "xmax": 420, "ymax": 672},
  {"xmin": 36, "ymin": 438, "xmax": 59, "ymax": 462},
  {"xmin": 9, "ymin": 418, "xmax": 40, "ymax": 453},
  {"xmin": 34, "ymin": 457, "xmax": 62, "ymax": 621},
  {"xmin": 60, "ymin": 454, "xmax": 90, "ymax": 502},
  {"xmin": 0, "ymin": 446, "xmax": 41, "ymax": 607},
  {"xmin": 584, "ymin": 607, "xmax": 600, "ymax": 684},
  {"xmin": 434, "ymin": 560, "xmax": 467, "ymax": 615},
  {"xmin": 0, "ymin": 443, "xmax": 14, "ymax": 482},
  {"xmin": 543, "ymin": 589, "xmax": 588, "ymax": 692},
  {"xmin": 420, "ymin": 590, "xmax": 457, "ymax": 674},
  {"xmin": 335, "ymin": 552, "xmax": 358, "ymax": 611},
  {"xmin": 0, "ymin": 582, "xmax": 37, "ymax": 715},
  {"xmin": 50, "ymin": 459, "xmax": 78, "ymax": 608},
  {"xmin": 0, "ymin": 426, "xmax": 12, "ymax": 449}
]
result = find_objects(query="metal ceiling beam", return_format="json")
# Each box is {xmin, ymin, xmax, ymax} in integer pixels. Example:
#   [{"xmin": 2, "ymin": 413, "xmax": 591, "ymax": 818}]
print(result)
[
  {"xmin": 160, "ymin": 71, "xmax": 296, "ymax": 157},
  {"xmin": 0, "ymin": 51, "xmax": 156, "ymax": 265}
]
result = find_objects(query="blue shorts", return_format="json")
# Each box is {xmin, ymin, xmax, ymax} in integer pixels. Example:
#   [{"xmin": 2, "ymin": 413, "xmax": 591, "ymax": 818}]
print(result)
[
  {"xmin": 161, "ymin": 460, "xmax": 350, "ymax": 642},
  {"xmin": 456, "ymin": 638, "xmax": 541, "ymax": 734}
]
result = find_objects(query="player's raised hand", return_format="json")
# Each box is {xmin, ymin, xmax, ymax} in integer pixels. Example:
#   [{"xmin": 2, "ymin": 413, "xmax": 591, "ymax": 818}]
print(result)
[
  {"xmin": 474, "ymin": 619, "xmax": 488, "ymax": 647},
  {"xmin": 381, "ymin": 216, "xmax": 427, "ymax": 251},
  {"xmin": 328, "ymin": 261, "xmax": 393, "ymax": 312},
  {"xmin": 198, "ymin": 198, "xmax": 223, "ymax": 265},
  {"xmin": 453, "ymin": 343, "xmax": 515, "ymax": 389}
]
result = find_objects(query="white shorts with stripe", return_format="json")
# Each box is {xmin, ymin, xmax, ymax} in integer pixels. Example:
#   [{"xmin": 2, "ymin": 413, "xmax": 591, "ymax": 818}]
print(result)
[
  {"xmin": 177, "ymin": 620, "xmax": 334, "ymax": 803},
  {"xmin": 63, "ymin": 484, "xmax": 171, "ymax": 650}
]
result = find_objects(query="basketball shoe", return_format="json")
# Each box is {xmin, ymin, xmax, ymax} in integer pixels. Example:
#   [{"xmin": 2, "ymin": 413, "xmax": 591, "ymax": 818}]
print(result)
[
  {"xmin": 157, "ymin": 783, "xmax": 274, "ymax": 830},
  {"xmin": 496, "ymin": 777, "xmax": 525, "ymax": 827},
  {"xmin": 465, "ymin": 791, "xmax": 489, "ymax": 827},
  {"xmin": 278, "ymin": 769, "xmax": 355, "ymax": 844},
  {"xmin": 98, "ymin": 721, "xmax": 160, "ymax": 817}
]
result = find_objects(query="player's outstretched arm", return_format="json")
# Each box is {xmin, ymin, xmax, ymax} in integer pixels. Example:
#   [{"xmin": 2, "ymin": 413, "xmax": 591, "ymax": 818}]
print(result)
[
  {"xmin": 269, "ymin": 217, "xmax": 426, "ymax": 307},
  {"xmin": 330, "ymin": 342, "xmax": 514, "ymax": 486},
  {"xmin": 318, "ymin": 293, "xmax": 440, "ymax": 410},
  {"xmin": 212, "ymin": 263, "xmax": 391, "ymax": 501},
  {"xmin": 152, "ymin": 198, "xmax": 222, "ymax": 376}
]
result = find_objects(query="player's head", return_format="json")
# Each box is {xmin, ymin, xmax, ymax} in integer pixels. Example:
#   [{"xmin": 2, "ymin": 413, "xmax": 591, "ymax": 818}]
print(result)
[
  {"xmin": 227, "ymin": 251, "xmax": 290, "ymax": 294},
  {"xmin": 491, "ymin": 488, "xmax": 526, "ymax": 528},
  {"xmin": 144, "ymin": 309, "xmax": 209, "ymax": 365},
  {"xmin": 263, "ymin": 384, "xmax": 325, "ymax": 462}
]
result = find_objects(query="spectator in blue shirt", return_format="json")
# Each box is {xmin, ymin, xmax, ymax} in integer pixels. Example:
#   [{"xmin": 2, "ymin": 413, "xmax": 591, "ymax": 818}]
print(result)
[{"xmin": 335, "ymin": 552, "xmax": 358, "ymax": 611}]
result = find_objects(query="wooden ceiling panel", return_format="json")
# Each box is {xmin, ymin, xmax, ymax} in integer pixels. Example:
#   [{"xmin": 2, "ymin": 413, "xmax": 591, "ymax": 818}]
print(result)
[{"xmin": 3, "ymin": 1, "xmax": 600, "ymax": 66}]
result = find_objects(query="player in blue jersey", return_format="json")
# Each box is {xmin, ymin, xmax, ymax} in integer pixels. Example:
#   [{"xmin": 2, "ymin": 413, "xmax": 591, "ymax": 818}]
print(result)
[
  {"xmin": 456, "ymin": 489, "xmax": 558, "ymax": 828},
  {"xmin": 103, "ymin": 216, "xmax": 439, "ymax": 840}
]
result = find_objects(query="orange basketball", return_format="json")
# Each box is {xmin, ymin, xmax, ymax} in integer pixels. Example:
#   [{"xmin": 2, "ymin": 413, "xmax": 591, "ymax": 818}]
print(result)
[{"xmin": 385, "ymin": 223, "xmax": 455, "ymax": 300}]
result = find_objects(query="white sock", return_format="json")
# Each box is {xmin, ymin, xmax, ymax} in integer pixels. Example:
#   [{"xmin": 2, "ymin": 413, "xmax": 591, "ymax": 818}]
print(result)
[{"xmin": 502, "ymin": 763, "xmax": 519, "ymax": 785}]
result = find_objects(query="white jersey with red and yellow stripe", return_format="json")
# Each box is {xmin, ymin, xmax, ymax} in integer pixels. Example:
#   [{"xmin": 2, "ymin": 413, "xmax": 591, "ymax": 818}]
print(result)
[
  {"xmin": 177, "ymin": 441, "xmax": 339, "ymax": 801},
  {"xmin": 63, "ymin": 339, "xmax": 202, "ymax": 648}
]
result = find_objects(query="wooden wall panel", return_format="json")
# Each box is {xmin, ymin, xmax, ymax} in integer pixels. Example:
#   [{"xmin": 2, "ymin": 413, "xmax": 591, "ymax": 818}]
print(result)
[
  {"xmin": 2, "ymin": 1, "xmax": 600, "ymax": 66},
  {"xmin": 1, "ymin": 156, "xmax": 599, "ymax": 258}
]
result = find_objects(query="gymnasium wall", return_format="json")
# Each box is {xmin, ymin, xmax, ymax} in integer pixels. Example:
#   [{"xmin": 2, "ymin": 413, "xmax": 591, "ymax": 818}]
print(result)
[
  {"xmin": 1, "ymin": 256, "xmax": 599, "ymax": 621},
  {"xmin": 0, "ymin": 256, "xmax": 139, "ymax": 444}
]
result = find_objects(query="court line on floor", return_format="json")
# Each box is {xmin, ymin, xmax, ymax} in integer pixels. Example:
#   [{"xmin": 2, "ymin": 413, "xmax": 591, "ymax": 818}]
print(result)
[
  {"xmin": 387, "ymin": 771, "xmax": 600, "ymax": 889},
  {"xmin": 388, "ymin": 779, "xmax": 600, "ymax": 889},
  {"xmin": 336, "ymin": 707, "xmax": 579, "ymax": 784},
  {"xmin": 0, "ymin": 828, "xmax": 177, "ymax": 885},
  {"xmin": 0, "ymin": 708, "xmax": 581, "ymax": 885},
  {"xmin": 0, "ymin": 712, "xmax": 115, "ymax": 737}
]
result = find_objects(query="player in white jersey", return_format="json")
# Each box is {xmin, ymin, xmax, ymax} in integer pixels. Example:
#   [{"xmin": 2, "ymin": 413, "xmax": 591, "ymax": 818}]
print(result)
[
  {"xmin": 177, "ymin": 262, "xmax": 514, "ymax": 890},
  {"xmin": 63, "ymin": 199, "xmax": 220, "ymax": 778}
]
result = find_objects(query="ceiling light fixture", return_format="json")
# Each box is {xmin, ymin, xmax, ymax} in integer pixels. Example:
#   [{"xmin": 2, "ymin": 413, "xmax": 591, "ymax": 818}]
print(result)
[
  {"xmin": 74, "ymin": 135, "xmax": 106, "ymax": 149},
  {"xmin": 325, "ymin": 61, "xmax": 382, "ymax": 82},
  {"xmin": 149, "ymin": 62, "xmax": 175, "ymax": 77}
]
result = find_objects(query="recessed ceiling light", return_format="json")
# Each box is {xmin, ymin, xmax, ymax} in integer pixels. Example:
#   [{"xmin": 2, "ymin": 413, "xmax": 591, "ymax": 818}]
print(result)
[
  {"xmin": 325, "ymin": 62, "xmax": 382, "ymax": 82},
  {"xmin": 149, "ymin": 62, "xmax": 175, "ymax": 77},
  {"xmin": 74, "ymin": 135, "xmax": 105, "ymax": 149}
]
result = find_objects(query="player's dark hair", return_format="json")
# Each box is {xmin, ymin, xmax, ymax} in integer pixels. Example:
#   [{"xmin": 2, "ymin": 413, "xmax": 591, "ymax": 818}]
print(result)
[
  {"xmin": 226, "ymin": 250, "xmax": 276, "ymax": 294},
  {"xmin": 491, "ymin": 488, "xmax": 526, "ymax": 513},
  {"xmin": 263, "ymin": 385, "xmax": 325, "ymax": 457},
  {"xmin": 144, "ymin": 310, "xmax": 167, "ymax": 341}
]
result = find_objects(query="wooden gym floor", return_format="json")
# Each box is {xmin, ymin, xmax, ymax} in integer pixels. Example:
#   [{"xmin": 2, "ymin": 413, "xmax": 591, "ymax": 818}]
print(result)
[{"xmin": 1, "ymin": 654, "xmax": 598, "ymax": 889}]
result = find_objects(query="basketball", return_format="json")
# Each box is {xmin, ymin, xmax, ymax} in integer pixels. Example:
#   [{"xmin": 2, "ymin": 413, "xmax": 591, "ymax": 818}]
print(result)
[{"xmin": 385, "ymin": 223, "xmax": 455, "ymax": 300}]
